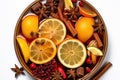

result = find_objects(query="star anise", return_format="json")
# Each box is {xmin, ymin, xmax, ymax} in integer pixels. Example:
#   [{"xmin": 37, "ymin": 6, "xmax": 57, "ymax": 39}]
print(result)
[
  {"xmin": 63, "ymin": 6, "xmax": 81, "ymax": 22},
  {"xmin": 52, "ymin": 71, "xmax": 63, "ymax": 80},
  {"xmin": 45, "ymin": 0, "xmax": 59, "ymax": 13},
  {"xmin": 94, "ymin": 18, "xmax": 105, "ymax": 35},
  {"xmin": 32, "ymin": 2, "xmax": 50, "ymax": 21},
  {"xmin": 67, "ymin": 69, "xmax": 76, "ymax": 80},
  {"xmin": 38, "ymin": 5, "xmax": 51, "ymax": 20},
  {"xmin": 11, "ymin": 64, "xmax": 25, "ymax": 78}
]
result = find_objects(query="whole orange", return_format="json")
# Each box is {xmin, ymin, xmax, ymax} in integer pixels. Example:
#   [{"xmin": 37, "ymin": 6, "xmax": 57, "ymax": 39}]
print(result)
[
  {"xmin": 22, "ymin": 15, "xmax": 38, "ymax": 39},
  {"xmin": 75, "ymin": 17, "xmax": 94, "ymax": 42}
]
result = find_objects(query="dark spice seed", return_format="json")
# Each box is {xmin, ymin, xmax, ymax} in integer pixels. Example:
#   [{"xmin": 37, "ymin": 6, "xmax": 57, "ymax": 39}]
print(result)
[{"xmin": 30, "ymin": 32, "xmax": 34, "ymax": 37}]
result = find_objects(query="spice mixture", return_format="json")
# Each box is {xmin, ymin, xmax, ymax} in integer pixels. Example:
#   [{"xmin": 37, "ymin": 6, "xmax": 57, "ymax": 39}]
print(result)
[{"xmin": 15, "ymin": 0, "xmax": 106, "ymax": 79}]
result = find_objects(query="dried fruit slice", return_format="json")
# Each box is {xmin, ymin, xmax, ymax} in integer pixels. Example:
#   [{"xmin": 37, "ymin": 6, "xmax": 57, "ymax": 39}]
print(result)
[
  {"xmin": 87, "ymin": 47, "xmax": 103, "ymax": 56},
  {"xmin": 64, "ymin": 0, "xmax": 74, "ymax": 10},
  {"xmin": 38, "ymin": 18, "xmax": 66, "ymax": 45},
  {"xmin": 29, "ymin": 38, "xmax": 56, "ymax": 64},
  {"xmin": 79, "ymin": 6, "xmax": 97, "ymax": 17},
  {"xmin": 16, "ymin": 36, "xmax": 30, "ymax": 63},
  {"xmin": 57, "ymin": 39, "xmax": 86, "ymax": 68},
  {"xmin": 91, "ymin": 53, "xmax": 97, "ymax": 64}
]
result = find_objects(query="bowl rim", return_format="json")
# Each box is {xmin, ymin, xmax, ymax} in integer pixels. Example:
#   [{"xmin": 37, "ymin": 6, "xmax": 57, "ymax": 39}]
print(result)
[
  {"xmin": 14, "ymin": 0, "xmax": 108, "ymax": 79},
  {"xmin": 79, "ymin": 0, "xmax": 108, "ymax": 79}
]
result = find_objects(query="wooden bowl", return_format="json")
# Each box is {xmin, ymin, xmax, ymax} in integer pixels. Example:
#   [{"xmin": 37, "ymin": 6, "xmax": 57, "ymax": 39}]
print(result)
[{"xmin": 14, "ymin": 0, "xmax": 108, "ymax": 79}]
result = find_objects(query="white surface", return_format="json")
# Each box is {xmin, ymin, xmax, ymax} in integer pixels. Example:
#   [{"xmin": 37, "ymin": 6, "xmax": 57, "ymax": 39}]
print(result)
[{"xmin": 0, "ymin": 0, "xmax": 120, "ymax": 80}]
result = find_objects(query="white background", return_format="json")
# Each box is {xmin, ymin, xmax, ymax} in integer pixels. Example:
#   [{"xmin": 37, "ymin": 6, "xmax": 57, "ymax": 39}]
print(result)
[{"xmin": 0, "ymin": 0, "xmax": 120, "ymax": 80}]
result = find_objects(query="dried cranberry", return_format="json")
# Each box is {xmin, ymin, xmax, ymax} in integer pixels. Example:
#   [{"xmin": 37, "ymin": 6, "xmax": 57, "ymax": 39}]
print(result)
[
  {"xmin": 31, "ymin": 59, "xmax": 57, "ymax": 79},
  {"xmin": 30, "ymin": 63, "xmax": 36, "ymax": 69},
  {"xmin": 79, "ymin": 1, "xmax": 84, "ymax": 7},
  {"xmin": 71, "ymin": 0, "xmax": 77, "ymax": 3},
  {"xmin": 86, "ymin": 67, "xmax": 91, "ymax": 73},
  {"xmin": 45, "ymin": 78, "xmax": 49, "ymax": 80},
  {"xmin": 86, "ymin": 57, "xmax": 92, "ymax": 64}
]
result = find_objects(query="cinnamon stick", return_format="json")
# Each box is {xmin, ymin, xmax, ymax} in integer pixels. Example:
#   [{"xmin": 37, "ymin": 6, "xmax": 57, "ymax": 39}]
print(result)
[
  {"xmin": 65, "ymin": 20, "xmax": 77, "ymax": 37},
  {"xmin": 31, "ymin": 2, "xmax": 42, "ymax": 14},
  {"xmin": 92, "ymin": 62, "xmax": 112, "ymax": 80},
  {"xmin": 58, "ymin": 0, "xmax": 64, "ymax": 12},
  {"xmin": 93, "ymin": 32, "xmax": 103, "ymax": 48},
  {"xmin": 57, "ymin": 6, "xmax": 77, "ymax": 37},
  {"xmin": 57, "ymin": 6, "xmax": 64, "ymax": 21}
]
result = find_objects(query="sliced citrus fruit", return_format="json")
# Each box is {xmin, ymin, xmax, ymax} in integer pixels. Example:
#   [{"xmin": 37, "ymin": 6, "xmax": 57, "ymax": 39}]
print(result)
[
  {"xmin": 57, "ymin": 39, "xmax": 86, "ymax": 68},
  {"xmin": 79, "ymin": 6, "xmax": 97, "ymax": 17},
  {"xmin": 87, "ymin": 47, "xmax": 103, "ymax": 56},
  {"xmin": 91, "ymin": 53, "xmax": 97, "ymax": 64},
  {"xmin": 38, "ymin": 18, "xmax": 66, "ymax": 45},
  {"xmin": 16, "ymin": 36, "xmax": 30, "ymax": 63},
  {"xmin": 29, "ymin": 38, "xmax": 56, "ymax": 64},
  {"xmin": 64, "ymin": 0, "xmax": 74, "ymax": 10}
]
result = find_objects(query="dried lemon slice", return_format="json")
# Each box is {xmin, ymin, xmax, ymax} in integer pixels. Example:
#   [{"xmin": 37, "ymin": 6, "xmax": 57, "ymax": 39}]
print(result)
[
  {"xmin": 38, "ymin": 18, "xmax": 66, "ymax": 45},
  {"xmin": 57, "ymin": 39, "xmax": 86, "ymax": 68},
  {"xmin": 87, "ymin": 47, "xmax": 103, "ymax": 56}
]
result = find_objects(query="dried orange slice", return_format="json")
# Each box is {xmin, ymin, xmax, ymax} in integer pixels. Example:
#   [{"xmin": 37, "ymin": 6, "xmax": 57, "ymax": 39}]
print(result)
[
  {"xmin": 38, "ymin": 18, "xmax": 66, "ymax": 45},
  {"xmin": 57, "ymin": 39, "xmax": 86, "ymax": 68},
  {"xmin": 29, "ymin": 38, "xmax": 56, "ymax": 64},
  {"xmin": 79, "ymin": 6, "xmax": 97, "ymax": 17},
  {"xmin": 16, "ymin": 36, "xmax": 30, "ymax": 63}
]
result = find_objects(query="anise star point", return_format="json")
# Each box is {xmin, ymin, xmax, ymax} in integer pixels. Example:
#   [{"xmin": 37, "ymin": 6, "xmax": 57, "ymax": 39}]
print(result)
[
  {"xmin": 64, "ymin": 6, "xmax": 81, "ymax": 22},
  {"xmin": 94, "ymin": 18, "xmax": 104, "ymax": 34},
  {"xmin": 67, "ymin": 69, "xmax": 76, "ymax": 80},
  {"xmin": 11, "ymin": 64, "xmax": 25, "ymax": 78},
  {"xmin": 45, "ymin": 0, "xmax": 59, "ymax": 13},
  {"xmin": 52, "ymin": 71, "xmax": 63, "ymax": 80}
]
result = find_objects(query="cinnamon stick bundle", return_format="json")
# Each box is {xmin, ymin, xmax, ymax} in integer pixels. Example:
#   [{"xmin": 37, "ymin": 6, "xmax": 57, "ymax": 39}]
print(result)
[{"xmin": 57, "ymin": 6, "xmax": 77, "ymax": 37}]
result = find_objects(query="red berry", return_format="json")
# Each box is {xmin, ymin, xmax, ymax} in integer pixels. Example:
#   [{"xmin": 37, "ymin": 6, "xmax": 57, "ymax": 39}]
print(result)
[
  {"xmin": 79, "ymin": 1, "xmax": 84, "ymax": 7},
  {"xmin": 71, "ymin": 0, "xmax": 77, "ymax": 3},
  {"xmin": 30, "ymin": 63, "xmax": 36, "ymax": 69},
  {"xmin": 58, "ymin": 66, "xmax": 66, "ymax": 79},
  {"xmin": 86, "ymin": 67, "xmax": 91, "ymax": 73},
  {"xmin": 54, "ymin": 63, "xmax": 57, "ymax": 71},
  {"xmin": 86, "ymin": 58, "xmax": 92, "ymax": 64}
]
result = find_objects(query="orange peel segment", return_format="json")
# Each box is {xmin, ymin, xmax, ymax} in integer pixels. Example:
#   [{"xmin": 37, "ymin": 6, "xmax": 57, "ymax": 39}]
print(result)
[{"xmin": 79, "ymin": 6, "xmax": 97, "ymax": 17}]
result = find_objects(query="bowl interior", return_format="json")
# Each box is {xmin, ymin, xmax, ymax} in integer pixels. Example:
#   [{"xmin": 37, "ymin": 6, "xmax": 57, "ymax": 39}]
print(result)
[{"xmin": 14, "ymin": 0, "xmax": 108, "ymax": 79}]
